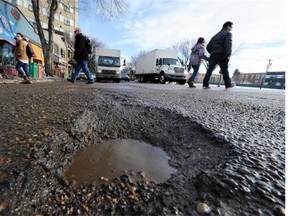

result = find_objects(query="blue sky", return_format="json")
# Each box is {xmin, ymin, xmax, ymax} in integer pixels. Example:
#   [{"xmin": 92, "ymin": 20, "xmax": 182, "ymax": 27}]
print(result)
[{"xmin": 79, "ymin": 0, "xmax": 286, "ymax": 74}]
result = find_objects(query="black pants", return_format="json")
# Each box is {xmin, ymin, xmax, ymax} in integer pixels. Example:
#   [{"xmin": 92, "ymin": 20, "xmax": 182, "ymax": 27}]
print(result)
[{"xmin": 203, "ymin": 55, "xmax": 232, "ymax": 88}]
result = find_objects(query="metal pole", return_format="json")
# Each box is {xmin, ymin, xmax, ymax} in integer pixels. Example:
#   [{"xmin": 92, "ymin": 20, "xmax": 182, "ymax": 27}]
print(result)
[{"xmin": 260, "ymin": 59, "xmax": 272, "ymax": 89}]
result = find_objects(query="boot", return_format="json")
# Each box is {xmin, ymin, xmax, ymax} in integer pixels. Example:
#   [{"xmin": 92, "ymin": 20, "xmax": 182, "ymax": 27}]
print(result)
[
  {"xmin": 21, "ymin": 76, "xmax": 32, "ymax": 84},
  {"xmin": 26, "ymin": 77, "xmax": 33, "ymax": 84},
  {"xmin": 188, "ymin": 80, "xmax": 196, "ymax": 88}
]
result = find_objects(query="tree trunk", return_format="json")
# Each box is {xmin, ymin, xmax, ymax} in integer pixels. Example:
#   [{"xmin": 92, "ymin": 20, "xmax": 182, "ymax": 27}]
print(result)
[{"xmin": 31, "ymin": 0, "xmax": 58, "ymax": 77}]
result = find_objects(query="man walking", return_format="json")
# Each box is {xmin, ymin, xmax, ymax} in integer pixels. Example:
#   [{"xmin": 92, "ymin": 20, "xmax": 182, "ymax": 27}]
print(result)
[
  {"xmin": 203, "ymin": 21, "xmax": 234, "ymax": 89},
  {"xmin": 67, "ymin": 27, "xmax": 94, "ymax": 84},
  {"xmin": 14, "ymin": 32, "xmax": 32, "ymax": 84}
]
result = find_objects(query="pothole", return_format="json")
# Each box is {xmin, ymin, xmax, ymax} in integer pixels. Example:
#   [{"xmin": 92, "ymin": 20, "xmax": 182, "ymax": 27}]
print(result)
[
  {"xmin": 59, "ymin": 103, "xmax": 231, "ymax": 215},
  {"xmin": 64, "ymin": 139, "xmax": 177, "ymax": 185}
]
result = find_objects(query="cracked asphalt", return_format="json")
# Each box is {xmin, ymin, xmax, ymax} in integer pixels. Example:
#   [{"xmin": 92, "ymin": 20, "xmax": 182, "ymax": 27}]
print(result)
[{"xmin": 0, "ymin": 79, "xmax": 285, "ymax": 215}]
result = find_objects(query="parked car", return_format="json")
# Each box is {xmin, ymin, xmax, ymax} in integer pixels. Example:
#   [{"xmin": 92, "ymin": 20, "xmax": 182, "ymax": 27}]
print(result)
[
  {"xmin": 121, "ymin": 70, "xmax": 130, "ymax": 82},
  {"xmin": 76, "ymin": 72, "xmax": 96, "ymax": 81}
]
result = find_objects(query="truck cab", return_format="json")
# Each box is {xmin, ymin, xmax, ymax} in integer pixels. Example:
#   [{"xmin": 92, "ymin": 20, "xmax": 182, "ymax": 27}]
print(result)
[
  {"xmin": 135, "ymin": 49, "xmax": 186, "ymax": 85},
  {"xmin": 95, "ymin": 48, "xmax": 126, "ymax": 82},
  {"xmin": 156, "ymin": 58, "xmax": 185, "ymax": 84}
]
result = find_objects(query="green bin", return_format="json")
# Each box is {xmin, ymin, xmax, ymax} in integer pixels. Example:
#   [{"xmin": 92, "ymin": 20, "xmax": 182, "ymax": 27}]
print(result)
[{"xmin": 29, "ymin": 62, "xmax": 38, "ymax": 78}]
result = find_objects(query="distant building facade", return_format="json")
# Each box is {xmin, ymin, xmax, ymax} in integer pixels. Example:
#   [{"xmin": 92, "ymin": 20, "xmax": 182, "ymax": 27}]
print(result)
[
  {"xmin": 195, "ymin": 71, "xmax": 285, "ymax": 89},
  {"xmin": 262, "ymin": 71, "xmax": 285, "ymax": 89}
]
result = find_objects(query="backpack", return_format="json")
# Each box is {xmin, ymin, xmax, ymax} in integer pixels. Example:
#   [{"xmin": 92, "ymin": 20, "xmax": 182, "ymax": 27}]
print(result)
[
  {"xmin": 26, "ymin": 43, "xmax": 35, "ymax": 59},
  {"xmin": 85, "ymin": 36, "xmax": 92, "ymax": 54}
]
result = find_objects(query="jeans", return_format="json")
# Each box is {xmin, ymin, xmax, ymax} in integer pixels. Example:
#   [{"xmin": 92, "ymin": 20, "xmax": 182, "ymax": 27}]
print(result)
[
  {"xmin": 16, "ymin": 60, "xmax": 30, "ymax": 77},
  {"xmin": 71, "ymin": 60, "xmax": 94, "ymax": 82},
  {"xmin": 188, "ymin": 64, "xmax": 200, "ymax": 83},
  {"xmin": 203, "ymin": 55, "xmax": 232, "ymax": 88}
]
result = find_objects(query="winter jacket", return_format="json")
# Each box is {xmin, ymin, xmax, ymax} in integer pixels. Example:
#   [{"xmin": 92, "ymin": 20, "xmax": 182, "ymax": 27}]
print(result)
[
  {"xmin": 73, "ymin": 33, "xmax": 89, "ymax": 63},
  {"xmin": 206, "ymin": 28, "xmax": 232, "ymax": 57},
  {"xmin": 15, "ymin": 39, "xmax": 28, "ymax": 61},
  {"xmin": 189, "ymin": 43, "xmax": 208, "ymax": 65}
]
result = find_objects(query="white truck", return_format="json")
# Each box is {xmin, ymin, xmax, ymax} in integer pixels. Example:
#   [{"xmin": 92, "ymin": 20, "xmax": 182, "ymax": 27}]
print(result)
[
  {"xmin": 95, "ymin": 48, "xmax": 126, "ymax": 82},
  {"xmin": 135, "ymin": 49, "xmax": 186, "ymax": 85}
]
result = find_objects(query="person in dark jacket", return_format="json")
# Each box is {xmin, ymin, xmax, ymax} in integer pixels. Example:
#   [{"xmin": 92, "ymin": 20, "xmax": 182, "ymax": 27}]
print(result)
[
  {"xmin": 67, "ymin": 27, "xmax": 94, "ymax": 84},
  {"xmin": 203, "ymin": 21, "xmax": 234, "ymax": 89}
]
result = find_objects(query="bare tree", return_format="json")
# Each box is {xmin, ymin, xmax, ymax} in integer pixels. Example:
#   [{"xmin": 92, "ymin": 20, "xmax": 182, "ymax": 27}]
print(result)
[
  {"xmin": 88, "ymin": 38, "xmax": 105, "ymax": 73},
  {"xmin": 30, "ymin": 0, "xmax": 127, "ymax": 76},
  {"xmin": 31, "ymin": 0, "xmax": 57, "ymax": 76},
  {"xmin": 128, "ymin": 50, "xmax": 147, "ymax": 71},
  {"xmin": 172, "ymin": 39, "xmax": 197, "ymax": 69},
  {"xmin": 127, "ymin": 50, "xmax": 147, "ymax": 80},
  {"xmin": 95, "ymin": 0, "xmax": 127, "ymax": 19}
]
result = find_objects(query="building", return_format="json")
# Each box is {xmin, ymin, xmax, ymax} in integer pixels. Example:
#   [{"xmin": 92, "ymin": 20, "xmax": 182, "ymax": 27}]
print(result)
[
  {"xmin": 195, "ymin": 71, "xmax": 285, "ymax": 89},
  {"xmin": 2, "ymin": 0, "xmax": 78, "ymax": 77},
  {"xmin": 262, "ymin": 71, "xmax": 285, "ymax": 89},
  {"xmin": 0, "ymin": 0, "xmax": 43, "ymax": 77}
]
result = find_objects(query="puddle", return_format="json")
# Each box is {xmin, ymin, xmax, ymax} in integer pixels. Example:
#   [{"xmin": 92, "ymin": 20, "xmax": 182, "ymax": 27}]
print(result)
[{"xmin": 64, "ymin": 139, "xmax": 177, "ymax": 185}]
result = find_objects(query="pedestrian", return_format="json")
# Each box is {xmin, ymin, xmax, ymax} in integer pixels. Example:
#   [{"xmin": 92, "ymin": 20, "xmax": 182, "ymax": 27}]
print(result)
[
  {"xmin": 14, "ymin": 32, "xmax": 32, "ymax": 84},
  {"xmin": 67, "ymin": 27, "xmax": 94, "ymax": 84},
  {"xmin": 187, "ymin": 37, "xmax": 209, "ymax": 88},
  {"xmin": 203, "ymin": 21, "xmax": 234, "ymax": 89}
]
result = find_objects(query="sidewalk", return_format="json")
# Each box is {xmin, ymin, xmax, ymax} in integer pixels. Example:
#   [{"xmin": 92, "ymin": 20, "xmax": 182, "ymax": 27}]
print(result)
[{"xmin": 0, "ymin": 74, "xmax": 62, "ymax": 84}]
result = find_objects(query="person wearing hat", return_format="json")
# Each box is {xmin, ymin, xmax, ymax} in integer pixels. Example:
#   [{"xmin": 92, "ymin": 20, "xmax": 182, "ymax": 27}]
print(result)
[
  {"xmin": 67, "ymin": 27, "xmax": 94, "ymax": 84},
  {"xmin": 14, "ymin": 32, "xmax": 32, "ymax": 84}
]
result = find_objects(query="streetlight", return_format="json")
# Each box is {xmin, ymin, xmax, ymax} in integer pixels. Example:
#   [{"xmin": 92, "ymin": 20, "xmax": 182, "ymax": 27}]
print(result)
[{"xmin": 260, "ymin": 59, "xmax": 272, "ymax": 89}]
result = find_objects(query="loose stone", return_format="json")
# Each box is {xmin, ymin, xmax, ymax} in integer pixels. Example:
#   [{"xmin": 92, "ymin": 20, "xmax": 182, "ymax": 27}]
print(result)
[{"xmin": 197, "ymin": 202, "xmax": 211, "ymax": 214}]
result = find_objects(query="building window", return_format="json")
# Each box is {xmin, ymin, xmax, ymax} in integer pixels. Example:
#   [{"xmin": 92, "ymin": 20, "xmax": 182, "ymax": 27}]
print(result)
[
  {"xmin": 64, "ymin": 18, "xmax": 70, "ymax": 26},
  {"xmin": 42, "ymin": 7, "xmax": 48, "ymax": 16},
  {"xmin": 0, "ymin": 41, "xmax": 15, "ymax": 66},
  {"xmin": 59, "ymin": 15, "xmax": 64, "ymax": 22},
  {"xmin": 42, "ymin": 22, "xmax": 48, "ymax": 29},
  {"xmin": 60, "ymin": 48, "xmax": 65, "ymax": 58},
  {"xmin": 276, "ymin": 75, "xmax": 284, "ymax": 78},
  {"xmin": 54, "ymin": 44, "xmax": 59, "ymax": 55},
  {"xmin": 68, "ymin": 49, "xmax": 71, "ymax": 59},
  {"xmin": 23, "ymin": 0, "xmax": 29, "ymax": 8},
  {"xmin": 62, "ymin": 3, "xmax": 70, "ymax": 12},
  {"xmin": 54, "ymin": 13, "xmax": 59, "ymax": 20},
  {"xmin": 28, "ymin": 4, "xmax": 33, "ymax": 11}
]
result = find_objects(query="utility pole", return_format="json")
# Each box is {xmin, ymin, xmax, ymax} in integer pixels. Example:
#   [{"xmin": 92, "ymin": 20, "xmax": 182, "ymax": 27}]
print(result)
[{"xmin": 260, "ymin": 59, "xmax": 272, "ymax": 89}]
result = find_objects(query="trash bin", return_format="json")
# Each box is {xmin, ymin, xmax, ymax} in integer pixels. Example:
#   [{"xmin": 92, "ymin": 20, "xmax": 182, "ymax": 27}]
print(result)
[
  {"xmin": 38, "ymin": 64, "xmax": 43, "ymax": 78},
  {"xmin": 29, "ymin": 62, "xmax": 38, "ymax": 78}
]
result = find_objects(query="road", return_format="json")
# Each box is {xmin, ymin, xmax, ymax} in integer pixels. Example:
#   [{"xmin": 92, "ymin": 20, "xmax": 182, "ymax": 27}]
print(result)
[{"xmin": 0, "ymin": 80, "xmax": 285, "ymax": 215}]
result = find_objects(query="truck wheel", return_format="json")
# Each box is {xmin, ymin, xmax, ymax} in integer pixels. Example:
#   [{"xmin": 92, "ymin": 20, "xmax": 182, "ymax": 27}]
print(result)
[
  {"xmin": 178, "ymin": 81, "xmax": 186, "ymax": 85},
  {"xmin": 159, "ymin": 73, "xmax": 166, "ymax": 84},
  {"xmin": 138, "ymin": 76, "xmax": 143, "ymax": 83}
]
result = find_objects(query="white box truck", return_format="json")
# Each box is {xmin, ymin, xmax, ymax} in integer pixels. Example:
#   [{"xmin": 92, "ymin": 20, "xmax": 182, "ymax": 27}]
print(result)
[
  {"xmin": 95, "ymin": 48, "xmax": 126, "ymax": 82},
  {"xmin": 135, "ymin": 49, "xmax": 186, "ymax": 85}
]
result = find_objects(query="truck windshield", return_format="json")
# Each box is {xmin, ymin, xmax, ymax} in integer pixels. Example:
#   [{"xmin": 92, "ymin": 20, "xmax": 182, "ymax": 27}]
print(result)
[
  {"xmin": 163, "ymin": 58, "xmax": 180, "ymax": 66},
  {"xmin": 98, "ymin": 56, "xmax": 121, "ymax": 67}
]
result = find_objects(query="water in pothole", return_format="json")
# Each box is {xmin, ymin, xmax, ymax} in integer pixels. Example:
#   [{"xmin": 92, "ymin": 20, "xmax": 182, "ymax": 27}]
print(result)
[{"xmin": 65, "ymin": 139, "xmax": 177, "ymax": 185}]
